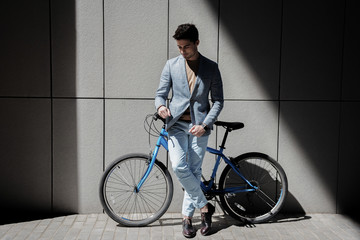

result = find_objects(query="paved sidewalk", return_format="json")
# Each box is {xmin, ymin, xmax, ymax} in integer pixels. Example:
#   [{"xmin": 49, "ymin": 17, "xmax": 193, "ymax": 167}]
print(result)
[{"xmin": 0, "ymin": 213, "xmax": 359, "ymax": 240}]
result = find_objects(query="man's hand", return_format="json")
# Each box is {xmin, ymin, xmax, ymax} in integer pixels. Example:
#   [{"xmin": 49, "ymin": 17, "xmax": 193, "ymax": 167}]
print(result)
[
  {"xmin": 158, "ymin": 105, "xmax": 171, "ymax": 119},
  {"xmin": 189, "ymin": 125, "xmax": 206, "ymax": 137}
]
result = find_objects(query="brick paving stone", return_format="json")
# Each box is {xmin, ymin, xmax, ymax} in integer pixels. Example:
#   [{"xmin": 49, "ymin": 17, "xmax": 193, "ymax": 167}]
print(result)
[
  {"xmin": 230, "ymin": 227, "xmax": 247, "ymax": 240},
  {"xmin": 63, "ymin": 226, "xmax": 81, "ymax": 240},
  {"xmin": 1, "ymin": 222, "xmax": 26, "ymax": 240},
  {"xmin": 12, "ymin": 221, "xmax": 38, "ymax": 240},
  {"xmin": 322, "ymin": 230, "xmax": 342, "ymax": 240},
  {"xmin": 51, "ymin": 226, "xmax": 70, "ymax": 240},
  {"xmin": 101, "ymin": 229, "xmax": 116, "ymax": 240},
  {"xmin": 126, "ymin": 227, "xmax": 139, "ymax": 240},
  {"xmin": 88, "ymin": 217, "xmax": 107, "ymax": 240},
  {"xmin": 302, "ymin": 231, "xmax": 321, "ymax": 240},
  {"xmin": 74, "ymin": 215, "xmax": 86, "ymax": 222},
  {"xmin": 113, "ymin": 225, "xmax": 127, "ymax": 240},
  {"xmin": 0, "ymin": 213, "xmax": 359, "ymax": 240},
  {"xmin": 63, "ymin": 216, "xmax": 76, "ymax": 226},
  {"xmin": 0, "ymin": 225, "xmax": 13, "ymax": 240},
  {"xmin": 40, "ymin": 219, "xmax": 63, "ymax": 239},
  {"xmin": 265, "ymin": 229, "xmax": 283, "ymax": 240},
  {"xmin": 162, "ymin": 225, "xmax": 174, "ymax": 239},
  {"xmin": 221, "ymin": 229, "xmax": 237, "ymax": 240},
  {"xmin": 27, "ymin": 232, "xmax": 44, "ymax": 240},
  {"xmin": 150, "ymin": 225, "xmax": 162, "ymax": 240},
  {"xmin": 137, "ymin": 226, "xmax": 150, "ymax": 240},
  {"xmin": 76, "ymin": 227, "xmax": 93, "ymax": 239}
]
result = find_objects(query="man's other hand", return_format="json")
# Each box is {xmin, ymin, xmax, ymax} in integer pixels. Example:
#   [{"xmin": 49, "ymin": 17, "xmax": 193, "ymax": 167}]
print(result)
[{"xmin": 189, "ymin": 125, "xmax": 206, "ymax": 137}]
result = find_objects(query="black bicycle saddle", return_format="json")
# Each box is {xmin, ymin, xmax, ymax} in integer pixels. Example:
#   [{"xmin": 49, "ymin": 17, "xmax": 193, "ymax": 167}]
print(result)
[{"xmin": 214, "ymin": 121, "xmax": 244, "ymax": 131}]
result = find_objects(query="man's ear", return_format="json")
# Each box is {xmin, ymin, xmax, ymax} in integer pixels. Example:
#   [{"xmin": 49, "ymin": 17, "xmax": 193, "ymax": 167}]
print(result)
[{"xmin": 195, "ymin": 40, "xmax": 200, "ymax": 46}]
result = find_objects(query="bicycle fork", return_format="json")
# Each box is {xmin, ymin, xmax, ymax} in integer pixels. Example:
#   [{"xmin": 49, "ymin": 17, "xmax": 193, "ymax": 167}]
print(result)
[{"xmin": 135, "ymin": 127, "xmax": 168, "ymax": 192}]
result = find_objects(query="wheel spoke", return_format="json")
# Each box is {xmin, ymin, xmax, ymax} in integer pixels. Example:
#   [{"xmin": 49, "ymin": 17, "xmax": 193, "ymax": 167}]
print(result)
[{"xmin": 255, "ymin": 189, "xmax": 277, "ymax": 208}]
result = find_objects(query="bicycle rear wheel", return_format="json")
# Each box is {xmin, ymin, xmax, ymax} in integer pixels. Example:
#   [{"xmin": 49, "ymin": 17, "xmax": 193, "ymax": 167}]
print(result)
[
  {"xmin": 99, "ymin": 154, "xmax": 173, "ymax": 227},
  {"xmin": 219, "ymin": 153, "xmax": 287, "ymax": 223}
]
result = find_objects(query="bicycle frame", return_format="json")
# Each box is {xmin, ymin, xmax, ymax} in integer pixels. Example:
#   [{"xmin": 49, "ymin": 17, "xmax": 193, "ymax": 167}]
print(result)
[
  {"xmin": 202, "ymin": 146, "xmax": 258, "ymax": 194},
  {"xmin": 136, "ymin": 126, "xmax": 258, "ymax": 194}
]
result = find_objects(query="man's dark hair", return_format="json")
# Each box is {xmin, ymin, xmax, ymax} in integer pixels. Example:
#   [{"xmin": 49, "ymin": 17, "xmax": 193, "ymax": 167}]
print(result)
[{"xmin": 173, "ymin": 23, "xmax": 199, "ymax": 43}]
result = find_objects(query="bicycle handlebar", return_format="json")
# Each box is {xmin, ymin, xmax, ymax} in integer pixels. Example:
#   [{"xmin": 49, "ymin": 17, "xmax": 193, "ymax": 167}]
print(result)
[{"xmin": 153, "ymin": 112, "xmax": 166, "ymax": 124}]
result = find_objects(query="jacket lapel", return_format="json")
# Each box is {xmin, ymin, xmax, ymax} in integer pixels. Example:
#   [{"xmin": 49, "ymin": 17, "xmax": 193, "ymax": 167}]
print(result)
[
  {"xmin": 178, "ymin": 55, "xmax": 191, "ymax": 98},
  {"xmin": 190, "ymin": 54, "xmax": 203, "ymax": 99}
]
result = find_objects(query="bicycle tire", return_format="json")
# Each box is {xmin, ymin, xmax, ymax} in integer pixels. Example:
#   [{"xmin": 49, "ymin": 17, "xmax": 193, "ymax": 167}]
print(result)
[
  {"xmin": 99, "ymin": 154, "xmax": 173, "ymax": 227},
  {"xmin": 219, "ymin": 152, "xmax": 287, "ymax": 223}
]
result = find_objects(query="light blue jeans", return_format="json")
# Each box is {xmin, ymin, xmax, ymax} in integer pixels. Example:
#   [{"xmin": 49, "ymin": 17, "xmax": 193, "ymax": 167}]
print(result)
[{"xmin": 168, "ymin": 121, "xmax": 209, "ymax": 217}]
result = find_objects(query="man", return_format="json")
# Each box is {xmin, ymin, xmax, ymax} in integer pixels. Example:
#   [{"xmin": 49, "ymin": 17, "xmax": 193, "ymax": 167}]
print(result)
[{"xmin": 155, "ymin": 23, "xmax": 224, "ymax": 238}]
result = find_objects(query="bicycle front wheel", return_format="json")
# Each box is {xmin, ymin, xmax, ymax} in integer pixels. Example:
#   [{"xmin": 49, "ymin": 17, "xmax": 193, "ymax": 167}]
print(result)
[
  {"xmin": 219, "ymin": 153, "xmax": 287, "ymax": 223},
  {"xmin": 99, "ymin": 154, "xmax": 173, "ymax": 227}
]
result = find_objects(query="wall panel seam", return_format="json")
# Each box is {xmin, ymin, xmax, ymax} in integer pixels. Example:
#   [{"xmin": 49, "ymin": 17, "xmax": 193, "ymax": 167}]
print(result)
[
  {"xmin": 1, "ymin": 97, "xmax": 358, "ymax": 103},
  {"xmin": 102, "ymin": 0, "xmax": 106, "ymax": 173},
  {"xmin": 276, "ymin": 0, "xmax": 284, "ymax": 162},
  {"xmin": 49, "ymin": 0, "xmax": 54, "ymax": 214},
  {"xmin": 335, "ymin": 0, "xmax": 348, "ymax": 214}
]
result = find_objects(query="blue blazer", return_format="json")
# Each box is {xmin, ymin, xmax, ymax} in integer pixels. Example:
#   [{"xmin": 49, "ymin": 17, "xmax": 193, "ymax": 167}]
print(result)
[{"xmin": 155, "ymin": 54, "xmax": 224, "ymax": 133}]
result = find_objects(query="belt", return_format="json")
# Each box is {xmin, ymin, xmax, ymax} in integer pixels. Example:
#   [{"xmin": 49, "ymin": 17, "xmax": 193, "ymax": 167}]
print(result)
[{"xmin": 178, "ymin": 119, "xmax": 192, "ymax": 123}]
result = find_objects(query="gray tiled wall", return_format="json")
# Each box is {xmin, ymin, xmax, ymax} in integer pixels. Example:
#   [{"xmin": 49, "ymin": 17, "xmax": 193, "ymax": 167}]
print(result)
[
  {"xmin": 53, "ymin": 99, "xmax": 103, "ymax": 213},
  {"xmin": 0, "ymin": 99, "xmax": 52, "ymax": 211},
  {"xmin": 278, "ymin": 102, "xmax": 340, "ymax": 213},
  {"xmin": 0, "ymin": 2, "xmax": 51, "ymax": 97},
  {"xmin": 1, "ymin": 0, "xmax": 359, "ymax": 223},
  {"xmin": 338, "ymin": 102, "xmax": 360, "ymax": 215},
  {"xmin": 219, "ymin": 0, "xmax": 282, "ymax": 100},
  {"xmin": 104, "ymin": 0, "xmax": 168, "ymax": 99},
  {"xmin": 280, "ymin": 0, "xmax": 343, "ymax": 100},
  {"xmin": 341, "ymin": 0, "xmax": 360, "ymax": 101},
  {"xmin": 51, "ymin": 0, "xmax": 104, "ymax": 98},
  {"xmin": 169, "ymin": 0, "xmax": 219, "ymax": 61}
]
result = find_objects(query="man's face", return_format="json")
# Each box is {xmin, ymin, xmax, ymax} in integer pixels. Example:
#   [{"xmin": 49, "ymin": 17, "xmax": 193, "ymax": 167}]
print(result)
[{"xmin": 176, "ymin": 39, "xmax": 199, "ymax": 60}]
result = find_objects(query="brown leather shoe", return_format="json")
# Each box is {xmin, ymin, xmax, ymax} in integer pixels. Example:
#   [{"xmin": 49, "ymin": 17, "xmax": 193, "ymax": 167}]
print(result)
[
  {"xmin": 182, "ymin": 218, "xmax": 196, "ymax": 238},
  {"xmin": 200, "ymin": 203, "xmax": 215, "ymax": 236}
]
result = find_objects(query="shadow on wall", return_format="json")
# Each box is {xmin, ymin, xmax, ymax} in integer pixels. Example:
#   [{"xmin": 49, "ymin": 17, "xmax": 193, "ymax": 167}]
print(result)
[
  {"xmin": 207, "ymin": 0, "xmax": 305, "ymax": 215},
  {"xmin": 0, "ymin": 0, "xmax": 79, "ymax": 224},
  {"xmin": 0, "ymin": 99, "xmax": 53, "ymax": 225},
  {"xmin": 206, "ymin": 0, "xmax": 359, "ymax": 222},
  {"xmin": 51, "ymin": 0, "xmax": 79, "ymax": 218}
]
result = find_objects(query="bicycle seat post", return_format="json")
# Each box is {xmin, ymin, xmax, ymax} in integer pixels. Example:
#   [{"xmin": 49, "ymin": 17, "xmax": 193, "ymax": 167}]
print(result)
[
  {"xmin": 215, "ymin": 120, "xmax": 244, "ymax": 150},
  {"xmin": 219, "ymin": 127, "xmax": 231, "ymax": 150}
]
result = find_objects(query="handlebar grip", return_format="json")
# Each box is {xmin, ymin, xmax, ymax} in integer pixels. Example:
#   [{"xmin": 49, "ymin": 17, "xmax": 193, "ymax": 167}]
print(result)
[{"xmin": 153, "ymin": 112, "xmax": 166, "ymax": 124}]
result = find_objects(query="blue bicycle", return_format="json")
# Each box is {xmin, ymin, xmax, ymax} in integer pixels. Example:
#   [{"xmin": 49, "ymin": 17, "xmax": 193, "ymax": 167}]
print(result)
[{"xmin": 99, "ymin": 113, "xmax": 288, "ymax": 227}]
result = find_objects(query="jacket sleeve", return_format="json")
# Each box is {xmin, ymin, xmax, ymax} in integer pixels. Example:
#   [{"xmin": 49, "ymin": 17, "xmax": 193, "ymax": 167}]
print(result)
[
  {"xmin": 155, "ymin": 61, "xmax": 171, "ymax": 110},
  {"xmin": 203, "ymin": 64, "xmax": 224, "ymax": 128}
]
